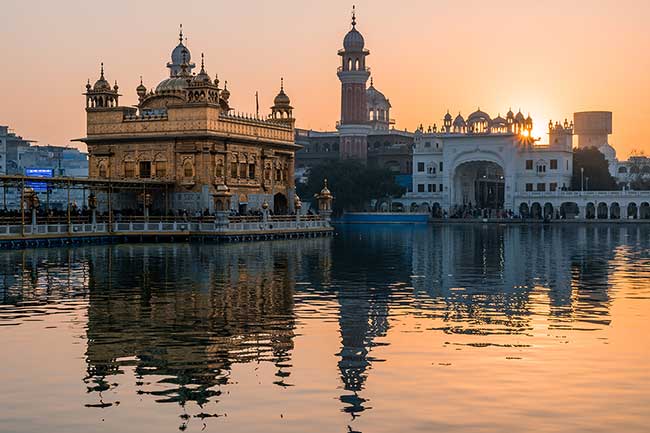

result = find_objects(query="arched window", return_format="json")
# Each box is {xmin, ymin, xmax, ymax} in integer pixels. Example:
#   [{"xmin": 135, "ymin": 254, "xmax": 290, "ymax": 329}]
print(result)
[
  {"xmin": 155, "ymin": 157, "xmax": 167, "ymax": 178},
  {"xmin": 183, "ymin": 161, "xmax": 194, "ymax": 178},
  {"xmin": 355, "ymin": 58, "xmax": 360, "ymax": 70},
  {"xmin": 98, "ymin": 162, "xmax": 107, "ymax": 178},
  {"xmin": 347, "ymin": 58, "xmax": 353, "ymax": 71},
  {"xmin": 124, "ymin": 159, "xmax": 135, "ymax": 178}
]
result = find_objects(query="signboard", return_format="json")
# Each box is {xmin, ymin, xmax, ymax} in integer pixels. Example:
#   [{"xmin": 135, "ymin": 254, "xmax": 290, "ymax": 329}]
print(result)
[{"xmin": 25, "ymin": 168, "xmax": 53, "ymax": 193}]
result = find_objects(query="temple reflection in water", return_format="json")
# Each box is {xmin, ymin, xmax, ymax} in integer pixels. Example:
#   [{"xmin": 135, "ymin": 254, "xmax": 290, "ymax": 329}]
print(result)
[{"xmin": 0, "ymin": 224, "xmax": 641, "ymax": 429}]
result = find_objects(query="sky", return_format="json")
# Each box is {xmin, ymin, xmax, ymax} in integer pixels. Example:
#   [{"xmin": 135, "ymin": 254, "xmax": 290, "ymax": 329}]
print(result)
[{"xmin": 0, "ymin": 0, "xmax": 648, "ymax": 158}]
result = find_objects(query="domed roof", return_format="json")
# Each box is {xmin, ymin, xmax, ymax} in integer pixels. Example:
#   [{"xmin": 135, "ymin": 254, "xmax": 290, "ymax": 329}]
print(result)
[
  {"xmin": 93, "ymin": 63, "xmax": 111, "ymax": 91},
  {"xmin": 506, "ymin": 108, "xmax": 514, "ymax": 118},
  {"xmin": 221, "ymin": 81, "xmax": 230, "ymax": 101},
  {"xmin": 444, "ymin": 111, "xmax": 453, "ymax": 121},
  {"xmin": 273, "ymin": 78, "xmax": 291, "ymax": 106},
  {"xmin": 136, "ymin": 77, "xmax": 147, "ymax": 93},
  {"xmin": 156, "ymin": 76, "xmax": 191, "ymax": 94},
  {"xmin": 515, "ymin": 110, "xmax": 525, "ymax": 122},
  {"xmin": 344, "ymin": 28, "xmax": 365, "ymax": 52},
  {"xmin": 319, "ymin": 179, "xmax": 333, "ymax": 197},
  {"xmin": 192, "ymin": 54, "xmax": 212, "ymax": 84},
  {"xmin": 171, "ymin": 26, "xmax": 191, "ymax": 65},
  {"xmin": 171, "ymin": 44, "xmax": 190, "ymax": 66},
  {"xmin": 491, "ymin": 114, "xmax": 507, "ymax": 125},
  {"xmin": 366, "ymin": 79, "xmax": 389, "ymax": 105},
  {"xmin": 453, "ymin": 113, "xmax": 466, "ymax": 127},
  {"xmin": 167, "ymin": 25, "xmax": 195, "ymax": 77},
  {"xmin": 274, "ymin": 90, "xmax": 290, "ymax": 105},
  {"xmin": 467, "ymin": 108, "xmax": 491, "ymax": 122}
]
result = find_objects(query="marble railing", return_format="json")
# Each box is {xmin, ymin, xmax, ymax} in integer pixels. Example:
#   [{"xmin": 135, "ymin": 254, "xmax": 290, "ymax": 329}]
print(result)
[{"xmin": 0, "ymin": 216, "xmax": 331, "ymax": 238}]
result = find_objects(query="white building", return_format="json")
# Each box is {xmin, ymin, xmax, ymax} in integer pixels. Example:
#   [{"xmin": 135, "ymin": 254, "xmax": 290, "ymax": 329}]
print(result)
[{"xmin": 401, "ymin": 108, "xmax": 573, "ymax": 216}]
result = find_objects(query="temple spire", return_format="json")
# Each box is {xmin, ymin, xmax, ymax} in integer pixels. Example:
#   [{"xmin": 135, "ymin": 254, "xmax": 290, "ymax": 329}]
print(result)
[
  {"xmin": 179, "ymin": 24, "xmax": 183, "ymax": 44},
  {"xmin": 351, "ymin": 5, "xmax": 357, "ymax": 28}
]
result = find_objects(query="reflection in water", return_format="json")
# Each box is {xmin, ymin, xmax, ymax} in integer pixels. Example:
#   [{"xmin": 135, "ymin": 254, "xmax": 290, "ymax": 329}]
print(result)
[{"xmin": 1, "ymin": 225, "xmax": 650, "ymax": 433}]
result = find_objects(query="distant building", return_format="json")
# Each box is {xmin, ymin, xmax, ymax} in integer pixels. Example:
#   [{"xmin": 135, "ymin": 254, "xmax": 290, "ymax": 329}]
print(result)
[
  {"xmin": 403, "ymin": 110, "xmax": 573, "ymax": 214},
  {"xmin": 295, "ymin": 9, "xmax": 414, "ymax": 186},
  {"xmin": 0, "ymin": 126, "xmax": 89, "ymax": 210},
  {"xmin": 0, "ymin": 125, "xmax": 36, "ymax": 175},
  {"xmin": 18, "ymin": 145, "xmax": 88, "ymax": 177}
]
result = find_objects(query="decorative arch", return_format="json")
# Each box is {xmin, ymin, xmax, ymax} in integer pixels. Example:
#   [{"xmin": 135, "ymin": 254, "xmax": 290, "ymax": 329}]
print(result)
[{"xmin": 628, "ymin": 202, "xmax": 638, "ymax": 219}]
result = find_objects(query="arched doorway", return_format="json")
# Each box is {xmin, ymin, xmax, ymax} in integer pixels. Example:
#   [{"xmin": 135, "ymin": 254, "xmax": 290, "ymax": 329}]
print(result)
[
  {"xmin": 560, "ymin": 202, "xmax": 579, "ymax": 219},
  {"xmin": 543, "ymin": 203, "xmax": 554, "ymax": 219},
  {"xmin": 519, "ymin": 203, "xmax": 529, "ymax": 218},
  {"xmin": 432, "ymin": 202, "xmax": 442, "ymax": 218},
  {"xmin": 453, "ymin": 161, "xmax": 505, "ymax": 209},
  {"xmin": 273, "ymin": 193, "xmax": 288, "ymax": 214},
  {"xmin": 640, "ymin": 202, "xmax": 650, "ymax": 219},
  {"xmin": 628, "ymin": 203, "xmax": 638, "ymax": 219},
  {"xmin": 597, "ymin": 203, "xmax": 608, "ymax": 219},
  {"xmin": 609, "ymin": 202, "xmax": 620, "ymax": 219},
  {"xmin": 238, "ymin": 193, "xmax": 248, "ymax": 215},
  {"xmin": 586, "ymin": 203, "xmax": 596, "ymax": 219},
  {"xmin": 531, "ymin": 202, "xmax": 542, "ymax": 219}
]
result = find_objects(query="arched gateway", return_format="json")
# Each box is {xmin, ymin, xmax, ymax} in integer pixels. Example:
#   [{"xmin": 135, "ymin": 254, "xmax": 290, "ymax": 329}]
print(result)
[{"xmin": 452, "ymin": 160, "xmax": 505, "ymax": 209}]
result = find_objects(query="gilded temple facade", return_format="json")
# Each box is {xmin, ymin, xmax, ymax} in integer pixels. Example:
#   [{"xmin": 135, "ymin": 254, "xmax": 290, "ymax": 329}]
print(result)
[{"xmin": 79, "ymin": 28, "xmax": 299, "ymax": 214}]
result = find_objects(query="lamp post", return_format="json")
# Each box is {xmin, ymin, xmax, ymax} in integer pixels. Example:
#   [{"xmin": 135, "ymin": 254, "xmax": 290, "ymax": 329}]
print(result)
[
  {"xmin": 586, "ymin": 177, "xmax": 589, "ymax": 191},
  {"xmin": 581, "ymin": 167, "xmax": 584, "ymax": 192}
]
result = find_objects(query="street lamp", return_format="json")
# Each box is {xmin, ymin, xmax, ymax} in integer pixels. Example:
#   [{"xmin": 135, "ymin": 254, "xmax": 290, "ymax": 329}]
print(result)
[{"xmin": 581, "ymin": 167, "xmax": 584, "ymax": 192}]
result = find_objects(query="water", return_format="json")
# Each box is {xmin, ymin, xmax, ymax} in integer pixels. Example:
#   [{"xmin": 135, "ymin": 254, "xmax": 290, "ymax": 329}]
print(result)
[{"xmin": 1, "ymin": 224, "xmax": 649, "ymax": 433}]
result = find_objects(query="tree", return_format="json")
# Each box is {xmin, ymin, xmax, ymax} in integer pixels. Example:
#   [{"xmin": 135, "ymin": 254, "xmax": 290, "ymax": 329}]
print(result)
[
  {"xmin": 296, "ymin": 160, "xmax": 406, "ymax": 215},
  {"xmin": 571, "ymin": 147, "xmax": 617, "ymax": 191},
  {"xmin": 625, "ymin": 150, "xmax": 650, "ymax": 190}
]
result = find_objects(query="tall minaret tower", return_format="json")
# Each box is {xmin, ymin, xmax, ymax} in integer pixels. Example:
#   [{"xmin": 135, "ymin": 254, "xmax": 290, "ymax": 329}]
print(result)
[{"xmin": 337, "ymin": 6, "xmax": 371, "ymax": 162}]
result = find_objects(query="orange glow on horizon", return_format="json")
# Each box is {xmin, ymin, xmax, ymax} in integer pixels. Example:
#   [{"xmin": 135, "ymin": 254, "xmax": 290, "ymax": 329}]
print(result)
[{"xmin": 0, "ymin": 0, "xmax": 648, "ymax": 158}]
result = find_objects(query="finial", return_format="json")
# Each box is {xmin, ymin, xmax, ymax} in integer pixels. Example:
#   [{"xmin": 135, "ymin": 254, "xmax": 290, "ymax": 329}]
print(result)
[
  {"xmin": 214, "ymin": 73, "xmax": 220, "ymax": 87},
  {"xmin": 352, "ymin": 5, "xmax": 357, "ymax": 27},
  {"xmin": 370, "ymin": 76, "xmax": 373, "ymax": 86},
  {"xmin": 179, "ymin": 24, "xmax": 183, "ymax": 43},
  {"xmin": 280, "ymin": 77, "xmax": 284, "ymax": 91},
  {"xmin": 201, "ymin": 52, "xmax": 205, "ymax": 70},
  {"xmin": 140, "ymin": 75, "xmax": 143, "ymax": 85},
  {"xmin": 224, "ymin": 80, "xmax": 228, "ymax": 90},
  {"xmin": 324, "ymin": 178, "xmax": 328, "ymax": 188},
  {"xmin": 100, "ymin": 62, "xmax": 104, "ymax": 79}
]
